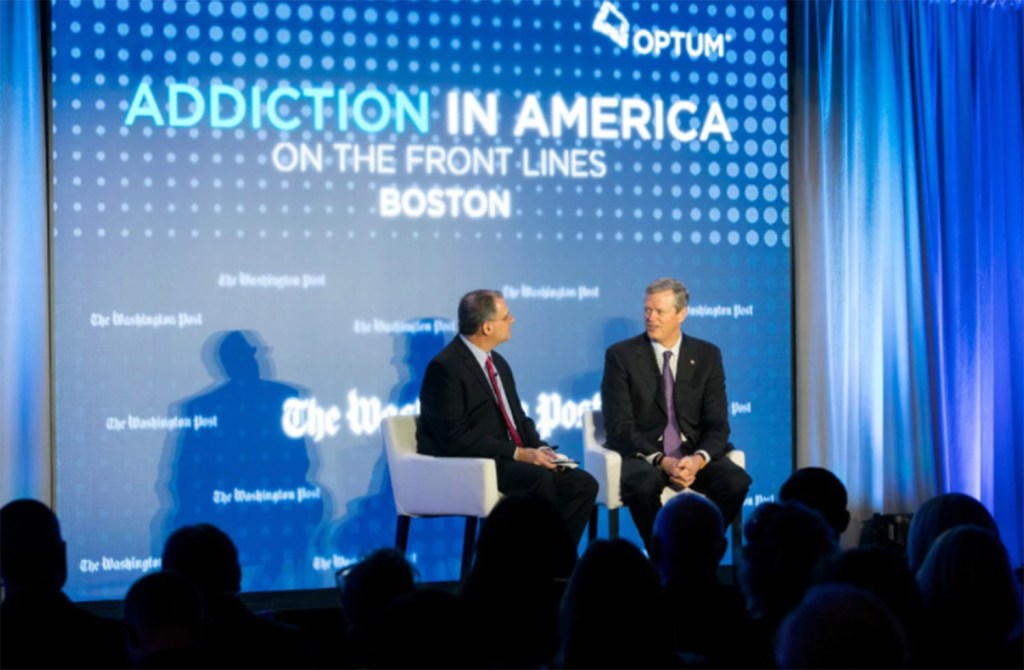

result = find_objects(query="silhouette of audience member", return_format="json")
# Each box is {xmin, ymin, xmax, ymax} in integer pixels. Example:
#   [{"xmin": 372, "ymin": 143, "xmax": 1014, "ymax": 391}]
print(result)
[
  {"xmin": 816, "ymin": 545, "xmax": 927, "ymax": 665},
  {"xmin": 555, "ymin": 538, "xmax": 682, "ymax": 669},
  {"xmin": 906, "ymin": 492, "xmax": 999, "ymax": 574},
  {"xmin": 779, "ymin": 467, "xmax": 851, "ymax": 541},
  {"xmin": 123, "ymin": 571, "xmax": 208, "ymax": 669},
  {"xmin": 915, "ymin": 526, "xmax": 1023, "ymax": 669},
  {"xmin": 738, "ymin": 501, "xmax": 838, "ymax": 666},
  {"xmin": 650, "ymin": 492, "xmax": 754, "ymax": 667},
  {"xmin": 0, "ymin": 499, "xmax": 127, "ymax": 669},
  {"xmin": 338, "ymin": 548, "xmax": 417, "ymax": 668},
  {"xmin": 461, "ymin": 494, "xmax": 577, "ymax": 668},
  {"xmin": 161, "ymin": 523, "xmax": 311, "ymax": 668},
  {"xmin": 368, "ymin": 589, "xmax": 483, "ymax": 669},
  {"xmin": 775, "ymin": 583, "xmax": 910, "ymax": 669}
]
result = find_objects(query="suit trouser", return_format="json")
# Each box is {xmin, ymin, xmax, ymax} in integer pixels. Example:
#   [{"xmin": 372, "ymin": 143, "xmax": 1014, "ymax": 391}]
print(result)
[
  {"xmin": 620, "ymin": 454, "xmax": 752, "ymax": 552},
  {"xmin": 496, "ymin": 460, "xmax": 599, "ymax": 546}
]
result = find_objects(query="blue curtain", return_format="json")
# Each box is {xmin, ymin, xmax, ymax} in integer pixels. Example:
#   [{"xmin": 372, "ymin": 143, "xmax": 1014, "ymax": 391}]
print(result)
[
  {"xmin": 793, "ymin": 0, "xmax": 1023, "ymax": 565},
  {"xmin": 0, "ymin": 1, "xmax": 51, "ymax": 504}
]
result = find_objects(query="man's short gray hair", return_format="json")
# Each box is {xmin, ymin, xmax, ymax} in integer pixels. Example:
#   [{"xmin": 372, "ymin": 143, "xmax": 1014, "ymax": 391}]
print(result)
[
  {"xmin": 645, "ymin": 277, "xmax": 689, "ymax": 311},
  {"xmin": 458, "ymin": 289, "xmax": 503, "ymax": 335}
]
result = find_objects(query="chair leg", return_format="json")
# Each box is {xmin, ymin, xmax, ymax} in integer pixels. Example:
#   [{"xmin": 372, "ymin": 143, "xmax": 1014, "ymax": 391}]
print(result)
[
  {"xmin": 460, "ymin": 517, "xmax": 478, "ymax": 580},
  {"xmin": 588, "ymin": 506, "xmax": 599, "ymax": 545},
  {"xmin": 395, "ymin": 515, "xmax": 410, "ymax": 553},
  {"xmin": 608, "ymin": 508, "xmax": 620, "ymax": 539}
]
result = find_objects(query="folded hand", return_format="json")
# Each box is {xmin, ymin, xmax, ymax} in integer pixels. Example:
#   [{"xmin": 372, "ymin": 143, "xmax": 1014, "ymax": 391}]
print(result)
[{"xmin": 515, "ymin": 446, "xmax": 558, "ymax": 470}]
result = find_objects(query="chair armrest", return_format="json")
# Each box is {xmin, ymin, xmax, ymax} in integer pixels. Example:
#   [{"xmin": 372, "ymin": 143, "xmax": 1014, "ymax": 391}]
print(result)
[
  {"xmin": 583, "ymin": 445, "xmax": 623, "ymax": 510},
  {"xmin": 390, "ymin": 454, "xmax": 500, "ymax": 518},
  {"xmin": 726, "ymin": 449, "xmax": 745, "ymax": 470}
]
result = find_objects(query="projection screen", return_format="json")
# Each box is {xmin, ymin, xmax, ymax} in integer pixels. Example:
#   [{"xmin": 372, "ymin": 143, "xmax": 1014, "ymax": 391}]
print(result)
[{"xmin": 49, "ymin": 0, "xmax": 792, "ymax": 600}]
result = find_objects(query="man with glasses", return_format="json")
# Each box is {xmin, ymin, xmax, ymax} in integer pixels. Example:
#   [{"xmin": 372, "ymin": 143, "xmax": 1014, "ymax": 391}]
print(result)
[
  {"xmin": 601, "ymin": 278, "xmax": 751, "ymax": 552},
  {"xmin": 418, "ymin": 289, "xmax": 598, "ymax": 545}
]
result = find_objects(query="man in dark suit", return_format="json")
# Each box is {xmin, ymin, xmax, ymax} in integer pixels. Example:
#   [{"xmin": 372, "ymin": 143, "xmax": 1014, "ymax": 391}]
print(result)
[
  {"xmin": 418, "ymin": 289, "xmax": 598, "ymax": 544},
  {"xmin": 601, "ymin": 278, "xmax": 751, "ymax": 551}
]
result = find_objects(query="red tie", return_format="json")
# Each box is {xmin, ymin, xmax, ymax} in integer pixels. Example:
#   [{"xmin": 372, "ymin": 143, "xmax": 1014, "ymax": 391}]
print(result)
[{"xmin": 486, "ymin": 355, "xmax": 523, "ymax": 447}]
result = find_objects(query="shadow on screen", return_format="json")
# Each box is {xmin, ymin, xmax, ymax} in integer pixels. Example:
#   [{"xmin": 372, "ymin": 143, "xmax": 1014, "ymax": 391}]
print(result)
[
  {"xmin": 567, "ymin": 316, "xmax": 639, "ymax": 404},
  {"xmin": 325, "ymin": 318, "xmax": 464, "ymax": 581},
  {"xmin": 152, "ymin": 329, "xmax": 328, "ymax": 591},
  {"xmin": 535, "ymin": 316, "xmax": 640, "ymax": 463},
  {"xmin": 562, "ymin": 317, "xmax": 644, "ymax": 547}
]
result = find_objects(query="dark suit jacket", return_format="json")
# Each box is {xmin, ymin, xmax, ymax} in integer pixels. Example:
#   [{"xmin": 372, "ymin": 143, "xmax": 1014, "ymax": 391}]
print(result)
[
  {"xmin": 417, "ymin": 336, "xmax": 545, "ymax": 459},
  {"xmin": 601, "ymin": 332, "xmax": 730, "ymax": 461}
]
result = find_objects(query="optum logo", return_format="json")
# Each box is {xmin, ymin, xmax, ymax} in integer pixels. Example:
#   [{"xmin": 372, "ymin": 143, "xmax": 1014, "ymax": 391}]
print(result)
[{"xmin": 592, "ymin": 1, "xmax": 731, "ymax": 59}]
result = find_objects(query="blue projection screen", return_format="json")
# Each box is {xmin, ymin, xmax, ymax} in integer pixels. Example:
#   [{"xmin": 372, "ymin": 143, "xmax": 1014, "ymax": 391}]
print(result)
[{"xmin": 50, "ymin": 0, "xmax": 792, "ymax": 600}]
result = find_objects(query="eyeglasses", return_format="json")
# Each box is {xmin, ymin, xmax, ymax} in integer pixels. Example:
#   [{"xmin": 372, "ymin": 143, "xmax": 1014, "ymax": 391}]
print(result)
[{"xmin": 491, "ymin": 311, "xmax": 513, "ymax": 322}]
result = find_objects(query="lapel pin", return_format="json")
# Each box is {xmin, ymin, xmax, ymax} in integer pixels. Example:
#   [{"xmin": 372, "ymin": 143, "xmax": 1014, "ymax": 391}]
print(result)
[{"xmin": 690, "ymin": 359, "xmax": 696, "ymax": 365}]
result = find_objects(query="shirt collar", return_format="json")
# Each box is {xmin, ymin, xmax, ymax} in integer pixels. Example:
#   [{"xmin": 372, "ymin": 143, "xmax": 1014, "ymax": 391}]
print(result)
[
  {"xmin": 650, "ymin": 332, "xmax": 683, "ymax": 361},
  {"xmin": 459, "ymin": 333, "xmax": 491, "ymax": 368}
]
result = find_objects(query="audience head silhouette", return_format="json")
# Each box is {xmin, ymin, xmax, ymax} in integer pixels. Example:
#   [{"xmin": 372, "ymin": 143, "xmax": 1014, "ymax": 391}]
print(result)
[
  {"xmin": 650, "ymin": 492, "xmax": 726, "ymax": 584},
  {"xmin": 123, "ymin": 570, "xmax": 206, "ymax": 667},
  {"xmin": 739, "ymin": 500, "xmax": 838, "ymax": 629},
  {"xmin": 916, "ymin": 525, "xmax": 1022, "ymax": 666},
  {"xmin": 650, "ymin": 494, "xmax": 757, "ymax": 667},
  {"xmin": 461, "ymin": 494, "xmax": 576, "ymax": 668},
  {"xmin": 817, "ymin": 545, "xmax": 925, "ymax": 649},
  {"xmin": 339, "ymin": 547, "xmax": 416, "ymax": 665},
  {"xmin": 162, "ymin": 522, "xmax": 243, "ymax": 594},
  {"xmin": 557, "ymin": 538, "xmax": 678, "ymax": 669},
  {"xmin": 0, "ymin": 498, "xmax": 67, "ymax": 594},
  {"xmin": 906, "ymin": 492, "xmax": 999, "ymax": 573},
  {"xmin": 160, "ymin": 523, "xmax": 312, "ymax": 668},
  {"xmin": 779, "ymin": 467, "xmax": 851, "ymax": 540},
  {"xmin": 1, "ymin": 500, "xmax": 128, "ymax": 669},
  {"xmin": 467, "ymin": 493, "xmax": 576, "ymax": 584},
  {"xmin": 775, "ymin": 583, "xmax": 910, "ymax": 669}
]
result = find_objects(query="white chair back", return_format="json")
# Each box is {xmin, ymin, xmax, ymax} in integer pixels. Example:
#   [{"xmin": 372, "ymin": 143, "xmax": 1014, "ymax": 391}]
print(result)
[
  {"xmin": 382, "ymin": 413, "xmax": 418, "ymax": 461},
  {"xmin": 381, "ymin": 415, "xmax": 500, "ymax": 519},
  {"xmin": 582, "ymin": 409, "xmax": 607, "ymax": 450},
  {"xmin": 582, "ymin": 410, "xmax": 623, "ymax": 509}
]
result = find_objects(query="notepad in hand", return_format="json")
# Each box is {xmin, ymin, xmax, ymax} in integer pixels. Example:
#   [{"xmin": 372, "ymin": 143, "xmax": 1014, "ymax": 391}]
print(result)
[
  {"xmin": 539, "ymin": 446, "xmax": 578, "ymax": 469},
  {"xmin": 549, "ymin": 452, "xmax": 579, "ymax": 469}
]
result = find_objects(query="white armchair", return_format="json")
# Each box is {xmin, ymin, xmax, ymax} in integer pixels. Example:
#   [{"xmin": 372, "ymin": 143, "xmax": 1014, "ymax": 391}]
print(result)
[
  {"xmin": 381, "ymin": 415, "xmax": 501, "ymax": 578},
  {"xmin": 582, "ymin": 410, "xmax": 746, "ymax": 564}
]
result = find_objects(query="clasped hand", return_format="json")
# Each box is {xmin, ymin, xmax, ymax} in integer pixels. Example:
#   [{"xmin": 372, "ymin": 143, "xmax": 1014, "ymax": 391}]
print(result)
[{"xmin": 660, "ymin": 454, "xmax": 703, "ymax": 488}]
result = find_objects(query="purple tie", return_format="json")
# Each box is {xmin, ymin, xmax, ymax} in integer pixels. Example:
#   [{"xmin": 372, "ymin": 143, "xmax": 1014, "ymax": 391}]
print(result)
[{"xmin": 662, "ymin": 350, "xmax": 682, "ymax": 459}]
